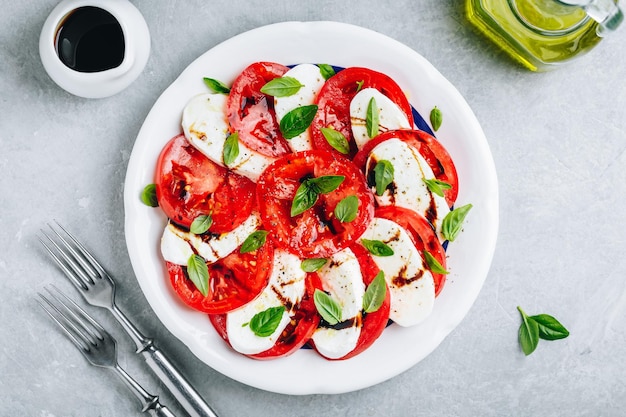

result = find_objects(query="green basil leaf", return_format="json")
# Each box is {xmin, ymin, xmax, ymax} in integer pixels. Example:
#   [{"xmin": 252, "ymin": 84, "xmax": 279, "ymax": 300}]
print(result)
[
  {"xmin": 423, "ymin": 250, "xmax": 449, "ymax": 274},
  {"xmin": 291, "ymin": 181, "xmax": 320, "ymax": 217},
  {"xmin": 361, "ymin": 239, "xmax": 394, "ymax": 257},
  {"xmin": 374, "ymin": 160, "xmax": 394, "ymax": 196},
  {"xmin": 430, "ymin": 106, "xmax": 442, "ymax": 131},
  {"xmin": 309, "ymin": 175, "xmax": 345, "ymax": 194},
  {"xmin": 530, "ymin": 314, "xmax": 570, "ymax": 341},
  {"xmin": 320, "ymin": 127, "xmax": 350, "ymax": 155},
  {"xmin": 203, "ymin": 77, "xmax": 230, "ymax": 94},
  {"xmin": 366, "ymin": 97, "xmax": 380, "ymax": 138},
  {"xmin": 355, "ymin": 80, "xmax": 364, "ymax": 92},
  {"xmin": 442, "ymin": 203, "xmax": 473, "ymax": 242},
  {"xmin": 186, "ymin": 254, "xmax": 209, "ymax": 297},
  {"xmin": 317, "ymin": 64, "xmax": 335, "ymax": 80},
  {"xmin": 301, "ymin": 258, "xmax": 328, "ymax": 272},
  {"xmin": 291, "ymin": 176, "xmax": 344, "ymax": 217},
  {"xmin": 240, "ymin": 230, "xmax": 268, "ymax": 253},
  {"xmin": 517, "ymin": 306, "xmax": 539, "ymax": 356},
  {"xmin": 363, "ymin": 271, "xmax": 387, "ymax": 313},
  {"xmin": 334, "ymin": 195, "xmax": 358, "ymax": 223},
  {"xmin": 190, "ymin": 214, "xmax": 213, "ymax": 235},
  {"xmin": 249, "ymin": 306, "xmax": 286, "ymax": 337},
  {"xmin": 423, "ymin": 178, "xmax": 452, "ymax": 198},
  {"xmin": 314, "ymin": 289, "xmax": 342, "ymax": 325},
  {"xmin": 140, "ymin": 184, "xmax": 159, "ymax": 207},
  {"xmin": 260, "ymin": 76, "xmax": 304, "ymax": 97},
  {"xmin": 223, "ymin": 132, "xmax": 240, "ymax": 166},
  {"xmin": 279, "ymin": 105, "xmax": 318, "ymax": 139}
]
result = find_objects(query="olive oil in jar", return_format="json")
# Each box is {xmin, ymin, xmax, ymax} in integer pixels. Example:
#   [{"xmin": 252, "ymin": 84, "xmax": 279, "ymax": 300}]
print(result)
[{"xmin": 465, "ymin": 0, "xmax": 603, "ymax": 71}]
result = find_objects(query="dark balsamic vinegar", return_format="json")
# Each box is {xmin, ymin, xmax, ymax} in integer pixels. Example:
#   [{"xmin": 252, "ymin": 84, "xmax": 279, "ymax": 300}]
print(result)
[{"xmin": 55, "ymin": 6, "xmax": 125, "ymax": 73}]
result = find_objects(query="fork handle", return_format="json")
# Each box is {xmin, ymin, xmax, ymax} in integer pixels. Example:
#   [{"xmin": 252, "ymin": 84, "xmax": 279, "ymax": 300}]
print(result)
[
  {"xmin": 111, "ymin": 306, "xmax": 219, "ymax": 417},
  {"xmin": 142, "ymin": 344, "xmax": 220, "ymax": 417},
  {"xmin": 113, "ymin": 364, "xmax": 177, "ymax": 417}
]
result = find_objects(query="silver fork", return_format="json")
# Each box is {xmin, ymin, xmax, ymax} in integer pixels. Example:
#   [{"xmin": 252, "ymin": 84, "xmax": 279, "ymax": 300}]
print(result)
[
  {"xmin": 39, "ymin": 222, "xmax": 219, "ymax": 417},
  {"xmin": 37, "ymin": 286, "xmax": 176, "ymax": 417}
]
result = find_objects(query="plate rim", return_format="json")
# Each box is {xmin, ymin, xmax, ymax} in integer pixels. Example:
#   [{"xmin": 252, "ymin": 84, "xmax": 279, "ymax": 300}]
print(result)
[{"xmin": 124, "ymin": 20, "xmax": 499, "ymax": 395}]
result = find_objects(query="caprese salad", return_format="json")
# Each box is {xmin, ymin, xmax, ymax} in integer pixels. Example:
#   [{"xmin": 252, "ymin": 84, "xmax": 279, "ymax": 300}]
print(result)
[{"xmin": 143, "ymin": 61, "xmax": 472, "ymax": 361}]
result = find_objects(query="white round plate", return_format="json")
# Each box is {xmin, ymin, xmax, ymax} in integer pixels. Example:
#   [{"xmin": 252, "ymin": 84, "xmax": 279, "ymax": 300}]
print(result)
[{"xmin": 124, "ymin": 21, "xmax": 498, "ymax": 395}]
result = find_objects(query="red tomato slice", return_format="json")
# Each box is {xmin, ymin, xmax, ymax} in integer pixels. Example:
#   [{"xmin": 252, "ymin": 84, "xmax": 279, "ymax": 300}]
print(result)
[
  {"xmin": 311, "ymin": 67, "xmax": 414, "ymax": 158},
  {"xmin": 310, "ymin": 244, "xmax": 391, "ymax": 360},
  {"xmin": 155, "ymin": 134, "xmax": 256, "ymax": 233},
  {"xmin": 375, "ymin": 206, "xmax": 448, "ymax": 296},
  {"xmin": 165, "ymin": 239, "xmax": 273, "ymax": 314},
  {"xmin": 209, "ymin": 272, "xmax": 323, "ymax": 360},
  {"xmin": 257, "ymin": 150, "xmax": 374, "ymax": 258},
  {"xmin": 226, "ymin": 62, "xmax": 291, "ymax": 157},
  {"xmin": 353, "ymin": 129, "xmax": 459, "ymax": 207}
]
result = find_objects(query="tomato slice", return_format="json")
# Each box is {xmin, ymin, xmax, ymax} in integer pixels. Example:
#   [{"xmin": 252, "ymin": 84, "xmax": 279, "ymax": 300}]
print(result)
[
  {"xmin": 311, "ymin": 67, "xmax": 414, "ymax": 158},
  {"xmin": 310, "ymin": 244, "xmax": 391, "ymax": 360},
  {"xmin": 375, "ymin": 206, "xmax": 447, "ymax": 296},
  {"xmin": 155, "ymin": 134, "xmax": 256, "ymax": 233},
  {"xmin": 165, "ymin": 239, "xmax": 273, "ymax": 314},
  {"xmin": 209, "ymin": 271, "xmax": 323, "ymax": 360},
  {"xmin": 257, "ymin": 150, "xmax": 374, "ymax": 258},
  {"xmin": 226, "ymin": 62, "xmax": 291, "ymax": 157},
  {"xmin": 353, "ymin": 129, "xmax": 459, "ymax": 207}
]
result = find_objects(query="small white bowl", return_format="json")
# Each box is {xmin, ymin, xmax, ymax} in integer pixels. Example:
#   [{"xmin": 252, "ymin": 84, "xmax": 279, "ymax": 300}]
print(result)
[{"xmin": 39, "ymin": 0, "xmax": 150, "ymax": 98}]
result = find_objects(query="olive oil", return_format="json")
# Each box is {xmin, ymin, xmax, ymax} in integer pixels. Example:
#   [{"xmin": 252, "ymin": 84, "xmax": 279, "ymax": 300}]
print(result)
[{"xmin": 466, "ymin": 0, "xmax": 602, "ymax": 71}]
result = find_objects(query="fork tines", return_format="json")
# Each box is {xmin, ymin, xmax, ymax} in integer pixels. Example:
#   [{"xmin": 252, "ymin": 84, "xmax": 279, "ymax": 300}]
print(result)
[
  {"xmin": 37, "ymin": 285, "xmax": 106, "ymax": 353},
  {"xmin": 39, "ymin": 222, "xmax": 105, "ymax": 291}
]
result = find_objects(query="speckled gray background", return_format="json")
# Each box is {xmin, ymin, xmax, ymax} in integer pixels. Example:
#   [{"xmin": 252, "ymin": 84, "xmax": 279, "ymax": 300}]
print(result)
[{"xmin": 2, "ymin": 1, "xmax": 626, "ymax": 416}]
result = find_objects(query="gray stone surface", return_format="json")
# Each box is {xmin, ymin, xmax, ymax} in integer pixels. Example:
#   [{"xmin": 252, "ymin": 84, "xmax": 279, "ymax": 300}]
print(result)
[{"xmin": 2, "ymin": 1, "xmax": 626, "ymax": 416}]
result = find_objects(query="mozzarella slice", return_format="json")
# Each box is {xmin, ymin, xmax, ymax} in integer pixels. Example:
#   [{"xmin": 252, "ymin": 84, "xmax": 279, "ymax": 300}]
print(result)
[
  {"xmin": 181, "ymin": 93, "xmax": 274, "ymax": 182},
  {"xmin": 273, "ymin": 64, "xmax": 325, "ymax": 153},
  {"xmin": 160, "ymin": 212, "xmax": 261, "ymax": 265},
  {"xmin": 350, "ymin": 88, "xmax": 411, "ymax": 149},
  {"xmin": 359, "ymin": 217, "xmax": 435, "ymax": 327},
  {"xmin": 226, "ymin": 250, "xmax": 306, "ymax": 355},
  {"xmin": 365, "ymin": 138, "xmax": 450, "ymax": 236},
  {"xmin": 311, "ymin": 248, "xmax": 365, "ymax": 359}
]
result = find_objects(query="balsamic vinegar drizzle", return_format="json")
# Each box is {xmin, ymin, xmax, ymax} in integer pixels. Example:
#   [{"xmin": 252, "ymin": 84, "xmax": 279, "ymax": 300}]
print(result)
[{"xmin": 55, "ymin": 6, "xmax": 125, "ymax": 73}]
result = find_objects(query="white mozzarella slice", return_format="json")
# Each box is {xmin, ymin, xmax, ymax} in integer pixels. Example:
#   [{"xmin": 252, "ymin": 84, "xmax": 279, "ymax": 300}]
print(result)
[
  {"xmin": 359, "ymin": 217, "xmax": 435, "ymax": 327},
  {"xmin": 160, "ymin": 212, "xmax": 261, "ymax": 265},
  {"xmin": 273, "ymin": 64, "xmax": 325, "ymax": 153},
  {"xmin": 226, "ymin": 250, "xmax": 306, "ymax": 355},
  {"xmin": 349, "ymin": 88, "xmax": 411, "ymax": 149},
  {"xmin": 365, "ymin": 138, "xmax": 450, "ymax": 236},
  {"xmin": 311, "ymin": 248, "xmax": 365, "ymax": 359},
  {"xmin": 181, "ymin": 93, "xmax": 274, "ymax": 182}
]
